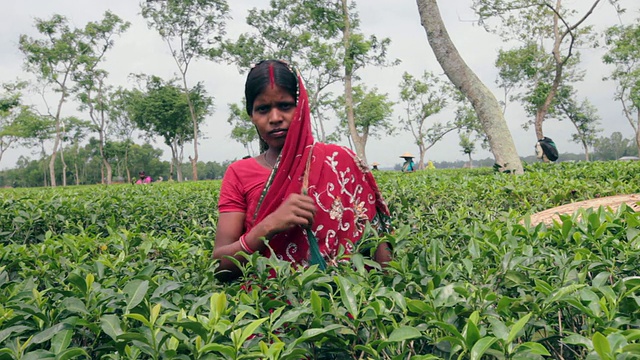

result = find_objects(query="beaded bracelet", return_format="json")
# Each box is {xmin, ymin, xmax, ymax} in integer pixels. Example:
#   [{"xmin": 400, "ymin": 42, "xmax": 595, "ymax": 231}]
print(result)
[{"xmin": 239, "ymin": 234, "xmax": 254, "ymax": 254}]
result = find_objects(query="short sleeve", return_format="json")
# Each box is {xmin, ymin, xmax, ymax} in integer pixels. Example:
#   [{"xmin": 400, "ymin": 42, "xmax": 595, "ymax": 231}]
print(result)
[{"xmin": 218, "ymin": 165, "xmax": 246, "ymax": 213}]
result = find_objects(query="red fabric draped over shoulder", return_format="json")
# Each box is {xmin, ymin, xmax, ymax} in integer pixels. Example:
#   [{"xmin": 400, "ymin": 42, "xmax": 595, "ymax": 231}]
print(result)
[{"xmin": 253, "ymin": 71, "xmax": 390, "ymax": 266}]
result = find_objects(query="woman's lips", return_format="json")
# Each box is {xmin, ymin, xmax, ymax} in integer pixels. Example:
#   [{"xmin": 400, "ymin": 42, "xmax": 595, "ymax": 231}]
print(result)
[{"xmin": 269, "ymin": 129, "xmax": 288, "ymax": 138}]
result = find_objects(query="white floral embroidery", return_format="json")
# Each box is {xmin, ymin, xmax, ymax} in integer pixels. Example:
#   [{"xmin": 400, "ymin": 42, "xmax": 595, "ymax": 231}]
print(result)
[{"xmin": 309, "ymin": 147, "xmax": 378, "ymax": 257}]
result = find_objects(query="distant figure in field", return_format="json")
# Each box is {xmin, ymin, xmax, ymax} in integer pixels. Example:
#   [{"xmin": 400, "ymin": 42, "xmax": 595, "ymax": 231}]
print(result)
[
  {"xmin": 535, "ymin": 137, "xmax": 559, "ymax": 163},
  {"xmin": 400, "ymin": 152, "xmax": 415, "ymax": 172},
  {"xmin": 156, "ymin": 176, "xmax": 164, "ymax": 182},
  {"xmin": 136, "ymin": 171, "xmax": 152, "ymax": 184},
  {"xmin": 371, "ymin": 162, "xmax": 380, "ymax": 171}
]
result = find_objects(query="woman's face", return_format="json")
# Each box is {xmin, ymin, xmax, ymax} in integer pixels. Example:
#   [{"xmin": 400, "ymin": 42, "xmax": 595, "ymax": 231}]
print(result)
[{"xmin": 251, "ymin": 85, "xmax": 296, "ymax": 151}]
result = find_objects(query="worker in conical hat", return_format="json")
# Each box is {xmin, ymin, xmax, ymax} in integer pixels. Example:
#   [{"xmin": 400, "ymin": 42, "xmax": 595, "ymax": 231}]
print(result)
[
  {"xmin": 371, "ymin": 162, "xmax": 380, "ymax": 171},
  {"xmin": 400, "ymin": 152, "xmax": 415, "ymax": 172}
]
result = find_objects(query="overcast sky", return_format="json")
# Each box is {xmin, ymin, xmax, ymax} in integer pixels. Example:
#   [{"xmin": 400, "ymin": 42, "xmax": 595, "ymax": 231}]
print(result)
[{"xmin": 1, "ymin": 0, "xmax": 638, "ymax": 170}]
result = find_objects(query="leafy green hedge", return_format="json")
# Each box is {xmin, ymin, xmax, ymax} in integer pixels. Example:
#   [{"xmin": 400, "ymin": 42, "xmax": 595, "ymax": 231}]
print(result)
[{"xmin": 0, "ymin": 161, "xmax": 639, "ymax": 359}]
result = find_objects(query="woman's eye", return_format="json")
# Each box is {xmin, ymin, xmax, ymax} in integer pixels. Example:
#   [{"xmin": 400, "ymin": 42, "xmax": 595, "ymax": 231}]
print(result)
[
  {"xmin": 255, "ymin": 105, "xmax": 269, "ymax": 113},
  {"xmin": 279, "ymin": 103, "xmax": 294, "ymax": 110}
]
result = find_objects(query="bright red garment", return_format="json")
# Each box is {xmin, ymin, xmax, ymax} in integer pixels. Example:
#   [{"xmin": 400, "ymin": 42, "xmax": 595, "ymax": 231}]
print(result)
[
  {"xmin": 218, "ymin": 158, "xmax": 271, "ymax": 233},
  {"xmin": 218, "ymin": 72, "xmax": 390, "ymax": 266}
]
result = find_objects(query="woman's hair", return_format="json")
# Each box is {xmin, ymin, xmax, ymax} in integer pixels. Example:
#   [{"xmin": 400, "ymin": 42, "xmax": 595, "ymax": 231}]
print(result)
[
  {"xmin": 244, "ymin": 60, "xmax": 297, "ymax": 116},
  {"xmin": 245, "ymin": 60, "xmax": 298, "ymax": 153}
]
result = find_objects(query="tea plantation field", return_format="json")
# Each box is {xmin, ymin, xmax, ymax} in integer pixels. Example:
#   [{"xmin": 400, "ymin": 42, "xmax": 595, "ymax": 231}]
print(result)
[{"xmin": 0, "ymin": 161, "xmax": 639, "ymax": 359}]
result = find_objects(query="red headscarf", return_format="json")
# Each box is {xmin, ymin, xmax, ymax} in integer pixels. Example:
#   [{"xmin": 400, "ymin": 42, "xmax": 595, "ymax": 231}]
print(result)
[{"xmin": 253, "ymin": 69, "xmax": 390, "ymax": 266}]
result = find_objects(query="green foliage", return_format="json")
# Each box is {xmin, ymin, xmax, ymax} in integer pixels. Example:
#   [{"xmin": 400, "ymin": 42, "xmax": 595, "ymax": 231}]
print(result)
[
  {"xmin": 593, "ymin": 132, "xmax": 639, "ymax": 161},
  {"xmin": 398, "ymin": 71, "xmax": 463, "ymax": 167},
  {"xmin": 336, "ymin": 85, "xmax": 395, "ymax": 140},
  {"xmin": 1, "ymin": 161, "xmax": 640, "ymax": 358},
  {"xmin": 125, "ymin": 76, "xmax": 212, "ymax": 181},
  {"xmin": 556, "ymin": 86, "xmax": 602, "ymax": 159},
  {"xmin": 603, "ymin": 20, "xmax": 640, "ymax": 153},
  {"xmin": 141, "ymin": 0, "xmax": 229, "ymax": 62},
  {"xmin": 226, "ymin": 102, "xmax": 258, "ymax": 156}
]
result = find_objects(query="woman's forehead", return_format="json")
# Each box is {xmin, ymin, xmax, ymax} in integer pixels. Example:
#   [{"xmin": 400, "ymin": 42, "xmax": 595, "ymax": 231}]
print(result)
[{"xmin": 254, "ymin": 86, "xmax": 295, "ymax": 102}]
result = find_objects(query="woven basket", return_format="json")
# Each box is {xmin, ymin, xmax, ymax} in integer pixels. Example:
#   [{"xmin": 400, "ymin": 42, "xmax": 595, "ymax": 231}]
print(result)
[{"xmin": 526, "ymin": 194, "xmax": 640, "ymax": 226}]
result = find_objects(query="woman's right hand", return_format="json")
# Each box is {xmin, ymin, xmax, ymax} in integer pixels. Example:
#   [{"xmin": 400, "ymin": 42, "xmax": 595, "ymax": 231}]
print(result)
[{"xmin": 263, "ymin": 193, "xmax": 317, "ymax": 236}]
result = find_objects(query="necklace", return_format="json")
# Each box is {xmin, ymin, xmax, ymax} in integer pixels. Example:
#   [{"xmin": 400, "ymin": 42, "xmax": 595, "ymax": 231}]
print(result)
[{"xmin": 263, "ymin": 152, "xmax": 276, "ymax": 168}]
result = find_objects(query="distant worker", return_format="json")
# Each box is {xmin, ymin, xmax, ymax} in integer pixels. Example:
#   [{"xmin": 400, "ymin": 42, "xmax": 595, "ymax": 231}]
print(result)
[
  {"xmin": 371, "ymin": 162, "xmax": 380, "ymax": 171},
  {"xmin": 136, "ymin": 171, "xmax": 152, "ymax": 184},
  {"xmin": 535, "ymin": 137, "xmax": 559, "ymax": 163},
  {"xmin": 400, "ymin": 152, "xmax": 415, "ymax": 172}
]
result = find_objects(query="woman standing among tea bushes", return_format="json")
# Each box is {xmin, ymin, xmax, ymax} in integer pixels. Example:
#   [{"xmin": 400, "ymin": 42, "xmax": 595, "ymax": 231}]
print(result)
[{"xmin": 213, "ymin": 60, "xmax": 392, "ymax": 281}]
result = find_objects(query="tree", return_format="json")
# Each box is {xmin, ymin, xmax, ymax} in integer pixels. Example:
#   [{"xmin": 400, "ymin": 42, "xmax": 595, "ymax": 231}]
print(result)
[
  {"xmin": 142, "ymin": 0, "xmax": 228, "ymax": 181},
  {"xmin": 416, "ymin": 0, "xmax": 523, "ymax": 174},
  {"xmin": 556, "ymin": 87, "xmax": 601, "ymax": 161},
  {"xmin": 495, "ymin": 43, "xmax": 582, "ymax": 133},
  {"xmin": 472, "ymin": 0, "xmax": 621, "ymax": 142},
  {"xmin": 127, "ymin": 76, "xmax": 211, "ymax": 182},
  {"xmin": 593, "ymin": 131, "xmax": 637, "ymax": 160},
  {"xmin": 603, "ymin": 21, "xmax": 640, "ymax": 155},
  {"xmin": 398, "ymin": 71, "xmax": 460, "ymax": 169},
  {"xmin": 227, "ymin": 102, "xmax": 259, "ymax": 156},
  {"xmin": 109, "ymin": 88, "xmax": 138, "ymax": 183},
  {"xmin": 459, "ymin": 132, "xmax": 476, "ymax": 168},
  {"xmin": 14, "ymin": 111, "xmax": 56, "ymax": 186},
  {"xmin": 224, "ymin": 0, "xmax": 344, "ymax": 143},
  {"xmin": 19, "ymin": 12, "xmax": 130, "ymax": 186},
  {"xmin": 339, "ymin": 0, "xmax": 398, "ymax": 164},
  {"xmin": 73, "ymin": 12, "xmax": 129, "ymax": 185},
  {"xmin": 60, "ymin": 116, "xmax": 92, "ymax": 185},
  {"xmin": 0, "ymin": 82, "xmax": 31, "ymax": 164},
  {"xmin": 336, "ymin": 85, "xmax": 395, "ymax": 154}
]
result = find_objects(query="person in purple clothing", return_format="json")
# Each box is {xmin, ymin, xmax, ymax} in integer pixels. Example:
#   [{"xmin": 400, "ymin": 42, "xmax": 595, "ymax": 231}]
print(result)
[{"xmin": 136, "ymin": 171, "xmax": 152, "ymax": 184}]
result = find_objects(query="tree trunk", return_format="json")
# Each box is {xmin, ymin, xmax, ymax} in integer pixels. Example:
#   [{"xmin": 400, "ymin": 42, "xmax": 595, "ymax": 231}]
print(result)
[
  {"xmin": 182, "ymin": 76, "xmax": 199, "ymax": 181},
  {"xmin": 468, "ymin": 153, "xmax": 473, "ymax": 168},
  {"xmin": 341, "ymin": 0, "xmax": 368, "ymax": 164},
  {"xmin": 582, "ymin": 139, "xmax": 590, "ymax": 161},
  {"xmin": 60, "ymin": 141, "xmax": 67, "ymax": 186},
  {"xmin": 418, "ymin": 142, "xmax": 426, "ymax": 171},
  {"xmin": 98, "ymin": 139, "xmax": 112, "ymax": 184},
  {"xmin": 417, "ymin": 0, "xmax": 523, "ymax": 174},
  {"xmin": 49, "ymin": 122, "xmax": 61, "ymax": 187},
  {"xmin": 125, "ymin": 147, "xmax": 131, "ymax": 183},
  {"xmin": 74, "ymin": 161, "xmax": 80, "ymax": 185},
  {"xmin": 41, "ymin": 143, "xmax": 48, "ymax": 187}
]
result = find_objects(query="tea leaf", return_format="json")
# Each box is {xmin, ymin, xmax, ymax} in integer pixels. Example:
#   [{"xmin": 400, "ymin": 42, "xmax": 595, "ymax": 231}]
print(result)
[
  {"xmin": 507, "ymin": 313, "xmax": 531, "ymax": 343},
  {"xmin": 32, "ymin": 323, "xmax": 68, "ymax": 344},
  {"xmin": 56, "ymin": 347, "xmax": 89, "ymax": 360},
  {"xmin": 50, "ymin": 329, "xmax": 72, "ymax": 354},
  {"xmin": 470, "ymin": 337, "xmax": 497, "ymax": 360},
  {"xmin": 100, "ymin": 315, "xmax": 123, "ymax": 341},
  {"xmin": 124, "ymin": 279, "xmax": 149, "ymax": 312},
  {"xmin": 388, "ymin": 326, "xmax": 421, "ymax": 342},
  {"xmin": 593, "ymin": 332, "xmax": 613, "ymax": 360}
]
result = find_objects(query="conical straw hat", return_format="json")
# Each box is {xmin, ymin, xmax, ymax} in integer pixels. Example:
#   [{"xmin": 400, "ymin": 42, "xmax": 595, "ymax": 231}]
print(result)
[
  {"xmin": 399, "ymin": 152, "xmax": 414, "ymax": 158},
  {"xmin": 371, "ymin": 162, "xmax": 380, "ymax": 166}
]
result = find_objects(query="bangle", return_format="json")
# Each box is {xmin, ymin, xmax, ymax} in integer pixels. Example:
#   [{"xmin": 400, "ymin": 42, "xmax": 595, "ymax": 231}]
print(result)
[{"xmin": 239, "ymin": 234, "xmax": 254, "ymax": 254}]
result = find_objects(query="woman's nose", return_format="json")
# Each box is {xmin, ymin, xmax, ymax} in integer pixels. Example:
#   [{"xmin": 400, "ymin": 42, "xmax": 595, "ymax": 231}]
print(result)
[{"xmin": 268, "ymin": 108, "xmax": 283, "ymax": 123}]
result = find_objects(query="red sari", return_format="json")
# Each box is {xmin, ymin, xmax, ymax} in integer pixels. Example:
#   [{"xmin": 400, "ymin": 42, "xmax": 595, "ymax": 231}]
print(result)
[{"xmin": 250, "ymin": 74, "xmax": 391, "ymax": 267}]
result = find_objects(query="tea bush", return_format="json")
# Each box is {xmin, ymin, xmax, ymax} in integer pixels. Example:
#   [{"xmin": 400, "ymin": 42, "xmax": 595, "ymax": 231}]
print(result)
[{"xmin": 0, "ymin": 161, "xmax": 639, "ymax": 359}]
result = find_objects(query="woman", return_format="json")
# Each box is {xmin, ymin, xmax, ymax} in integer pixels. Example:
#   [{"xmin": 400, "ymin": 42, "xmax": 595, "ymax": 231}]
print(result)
[
  {"xmin": 213, "ymin": 60, "xmax": 391, "ymax": 281},
  {"xmin": 400, "ymin": 152, "xmax": 415, "ymax": 172},
  {"xmin": 136, "ymin": 171, "xmax": 152, "ymax": 184}
]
